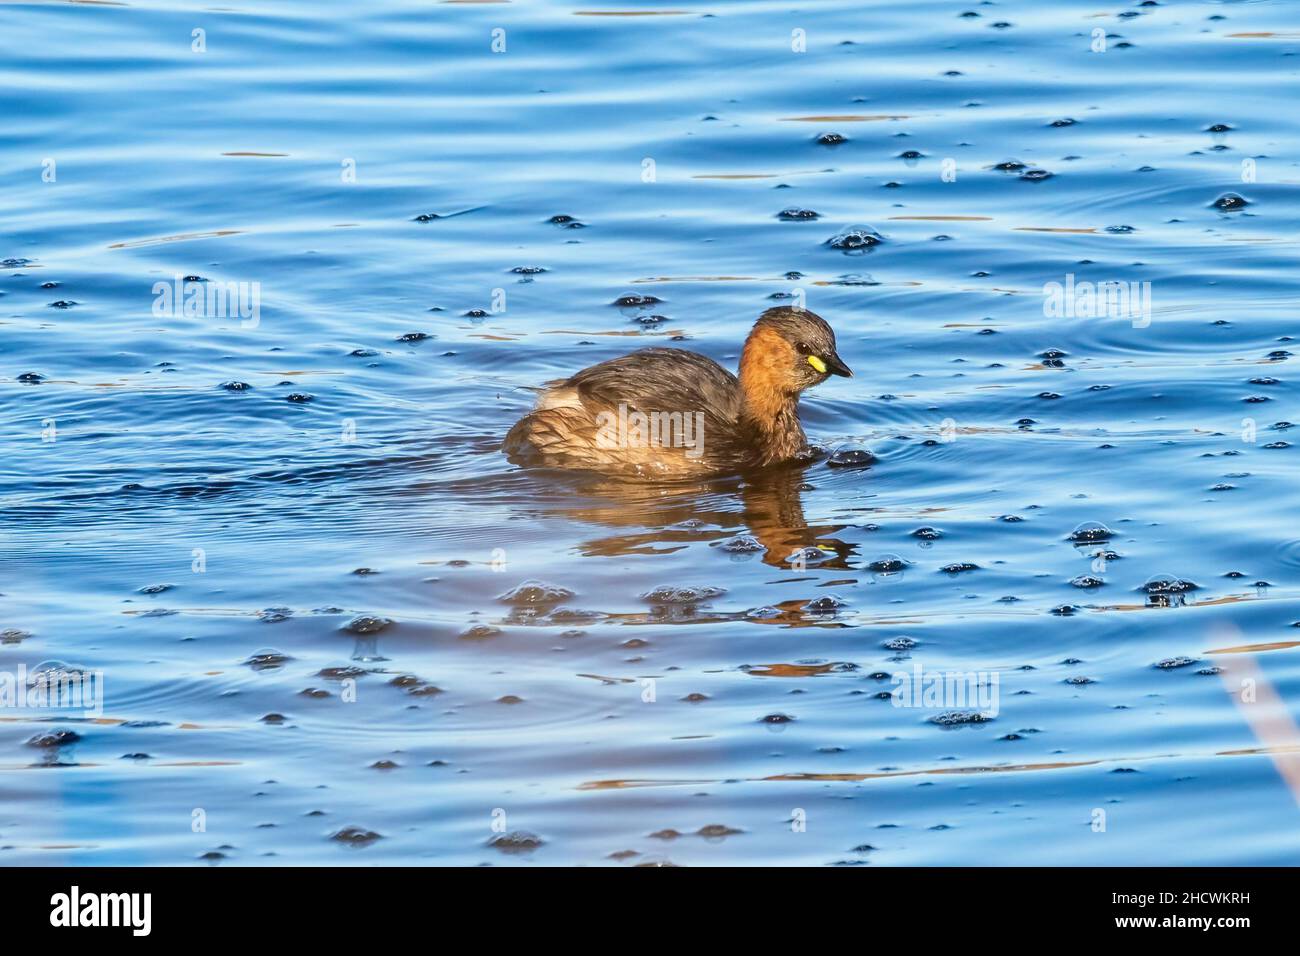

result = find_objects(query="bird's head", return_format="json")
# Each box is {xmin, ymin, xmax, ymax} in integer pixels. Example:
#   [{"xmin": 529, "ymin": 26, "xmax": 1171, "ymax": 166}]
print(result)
[{"xmin": 741, "ymin": 306, "xmax": 852, "ymax": 398}]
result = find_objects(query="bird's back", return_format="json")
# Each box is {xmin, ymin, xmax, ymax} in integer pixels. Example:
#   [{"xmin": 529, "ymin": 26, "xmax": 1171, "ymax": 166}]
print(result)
[
  {"xmin": 566, "ymin": 347, "xmax": 742, "ymax": 421},
  {"xmin": 503, "ymin": 346, "xmax": 747, "ymax": 478}
]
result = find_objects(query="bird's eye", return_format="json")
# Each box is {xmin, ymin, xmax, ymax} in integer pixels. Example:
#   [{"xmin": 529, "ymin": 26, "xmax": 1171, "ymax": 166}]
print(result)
[{"xmin": 795, "ymin": 342, "xmax": 813, "ymax": 355}]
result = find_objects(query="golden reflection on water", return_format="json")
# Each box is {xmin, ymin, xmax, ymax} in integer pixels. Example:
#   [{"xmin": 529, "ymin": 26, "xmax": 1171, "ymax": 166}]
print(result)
[
  {"xmin": 746, "ymin": 662, "xmax": 843, "ymax": 677},
  {"xmin": 778, "ymin": 114, "xmax": 910, "ymax": 122},
  {"xmin": 1207, "ymin": 639, "xmax": 1300, "ymax": 655},
  {"xmin": 691, "ymin": 170, "xmax": 830, "ymax": 180},
  {"xmin": 573, "ymin": 10, "xmax": 692, "ymax": 15},
  {"xmin": 578, "ymin": 744, "xmax": 1300, "ymax": 791},
  {"xmin": 107, "ymin": 229, "xmax": 243, "ymax": 249},
  {"xmin": 560, "ymin": 466, "xmax": 854, "ymax": 570}
]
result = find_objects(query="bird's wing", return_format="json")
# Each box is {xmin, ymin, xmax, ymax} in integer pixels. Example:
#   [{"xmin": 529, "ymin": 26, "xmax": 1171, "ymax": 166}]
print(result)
[{"xmin": 567, "ymin": 348, "xmax": 742, "ymax": 423}]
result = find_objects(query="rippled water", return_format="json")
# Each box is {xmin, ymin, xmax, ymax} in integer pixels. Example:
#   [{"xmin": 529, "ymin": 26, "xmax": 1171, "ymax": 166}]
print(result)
[{"xmin": 3, "ymin": 0, "xmax": 1299, "ymax": 865}]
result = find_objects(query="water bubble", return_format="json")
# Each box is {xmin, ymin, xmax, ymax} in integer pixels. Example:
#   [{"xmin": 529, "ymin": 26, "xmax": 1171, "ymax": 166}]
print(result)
[
  {"xmin": 697, "ymin": 824, "xmax": 742, "ymax": 838},
  {"xmin": 611, "ymin": 294, "xmax": 662, "ymax": 308},
  {"xmin": 26, "ymin": 729, "xmax": 81, "ymax": 748},
  {"xmin": 641, "ymin": 585, "xmax": 726, "ymax": 605},
  {"xmin": 488, "ymin": 831, "xmax": 544, "ymax": 853},
  {"xmin": 318, "ymin": 665, "xmax": 368, "ymax": 680},
  {"xmin": 718, "ymin": 535, "xmax": 764, "ymax": 554},
  {"xmin": 826, "ymin": 226, "xmax": 884, "ymax": 252},
  {"xmin": 342, "ymin": 615, "xmax": 392, "ymax": 635},
  {"xmin": 497, "ymin": 580, "xmax": 576, "ymax": 606},
  {"xmin": 867, "ymin": 554, "xmax": 908, "ymax": 574},
  {"xmin": 827, "ymin": 447, "xmax": 875, "ymax": 468},
  {"xmin": 1140, "ymin": 574, "xmax": 1198, "ymax": 594},
  {"xmin": 930, "ymin": 711, "xmax": 991, "ymax": 725},
  {"xmin": 787, "ymin": 546, "xmax": 829, "ymax": 566},
  {"xmin": 804, "ymin": 595, "xmax": 849, "ymax": 613},
  {"xmin": 1211, "ymin": 193, "xmax": 1249, "ymax": 211},
  {"xmin": 331, "ymin": 826, "xmax": 382, "ymax": 847},
  {"xmin": 1069, "ymin": 521, "xmax": 1113, "ymax": 543}
]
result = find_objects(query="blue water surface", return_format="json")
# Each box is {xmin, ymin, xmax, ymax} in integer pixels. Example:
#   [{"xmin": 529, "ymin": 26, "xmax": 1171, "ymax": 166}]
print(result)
[{"xmin": 2, "ymin": 0, "xmax": 1299, "ymax": 865}]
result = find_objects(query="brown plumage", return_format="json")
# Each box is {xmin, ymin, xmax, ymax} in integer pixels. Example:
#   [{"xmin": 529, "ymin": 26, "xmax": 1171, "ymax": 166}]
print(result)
[{"xmin": 503, "ymin": 307, "xmax": 852, "ymax": 479}]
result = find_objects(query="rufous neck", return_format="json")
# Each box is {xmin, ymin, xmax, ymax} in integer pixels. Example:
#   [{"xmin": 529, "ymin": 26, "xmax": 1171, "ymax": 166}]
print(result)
[{"xmin": 738, "ymin": 328, "xmax": 805, "ymax": 463}]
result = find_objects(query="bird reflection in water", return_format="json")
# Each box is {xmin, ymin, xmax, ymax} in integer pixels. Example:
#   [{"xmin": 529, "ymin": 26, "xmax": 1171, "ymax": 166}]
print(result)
[
  {"xmin": 568, "ymin": 463, "xmax": 854, "ymax": 568},
  {"xmin": 501, "ymin": 461, "xmax": 864, "ymax": 629}
]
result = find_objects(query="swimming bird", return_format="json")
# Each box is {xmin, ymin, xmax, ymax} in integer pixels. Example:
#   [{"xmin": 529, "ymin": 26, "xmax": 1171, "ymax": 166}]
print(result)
[{"xmin": 503, "ymin": 306, "xmax": 852, "ymax": 479}]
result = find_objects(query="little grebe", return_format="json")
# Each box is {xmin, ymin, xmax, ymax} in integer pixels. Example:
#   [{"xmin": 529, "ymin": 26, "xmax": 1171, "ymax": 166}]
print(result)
[{"xmin": 503, "ymin": 306, "xmax": 852, "ymax": 479}]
